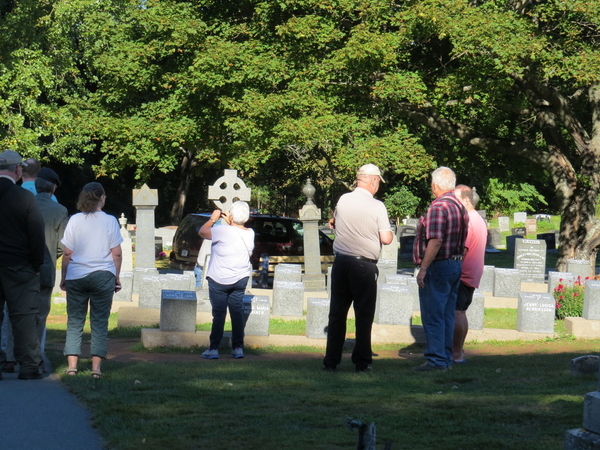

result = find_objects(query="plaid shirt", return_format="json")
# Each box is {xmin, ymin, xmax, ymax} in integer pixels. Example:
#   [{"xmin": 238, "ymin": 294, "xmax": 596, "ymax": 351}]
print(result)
[{"xmin": 413, "ymin": 192, "xmax": 469, "ymax": 265}]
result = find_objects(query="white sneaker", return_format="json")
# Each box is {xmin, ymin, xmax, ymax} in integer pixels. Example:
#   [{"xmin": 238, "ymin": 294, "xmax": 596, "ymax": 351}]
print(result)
[
  {"xmin": 231, "ymin": 347, "xmax": 244, "ymax": 359},
  {"xmin": 201, "ymin": 348, "xmax": 219, "ymax": 359}
]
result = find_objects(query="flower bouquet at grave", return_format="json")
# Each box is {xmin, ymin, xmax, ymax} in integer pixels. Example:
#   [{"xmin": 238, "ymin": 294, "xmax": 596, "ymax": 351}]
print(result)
[{"xmin": 553, "ymin": 277, "xmax": 585, "ymax": 320}]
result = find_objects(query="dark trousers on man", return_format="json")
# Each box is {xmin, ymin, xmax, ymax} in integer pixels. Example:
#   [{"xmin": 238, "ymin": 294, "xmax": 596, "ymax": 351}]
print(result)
[
  {"xmin": 0, "ymin": 264, "xmax": 42, "ymax": 377},
  {"xmin": 323, "ymin": 257, "xmax": 378, "ymax": 371}
]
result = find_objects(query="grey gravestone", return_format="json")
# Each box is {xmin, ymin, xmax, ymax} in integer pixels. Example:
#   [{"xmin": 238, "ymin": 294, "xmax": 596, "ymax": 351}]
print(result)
[
  {"xmin": 374, "ymin": 284, "xmax": 413, "ymax": 325},
  {"xmin": 479, "ymin": 265, "xmax": 495, "ymax": 293},
  {"xmin": 511, "ymin": 227, "xmax": 526, "ymax": 237},
  {"xmin": 195, "ymin": 289, "xmax": 211, "ymax": 312},
  {"xmin": 514, "ymin": 212, "xmax": 527, "ymax": 224},
  {"xmin": 385, "ymin": 274, "xmax": 413, "ymax": 284},
  {"xmin": 159, "ymin": 290, "xmax": 197, "ymax": 332},
  {"xmin": 487, "ymin": 229, "xmax": 502, "ymax": 248},
  {"xmin": 132, "ymin": 184, "xmax": 159, "ymax": 268},
  {"xmin": 120, "ymin": 236, "xmax": 133, "ymax": 272},
  {"xmin": 380, "ymin": 236, "xmax": 399, "ymax": 261},
  {"xmin": 133, "ymin": 267, "xmax": 159, "ymax": 294},
  {"xmin": 207, "ymin": 169, "xmax": 251, "ymax": 212},
  {"xmin": 516, "ymin": 292, "xmax": 555, "ymax": 333},
  {"xmin": 299, "ymin": 180, "xmax": 326, "ymax": 291},
  {"xmin": 139, "ymin": 273, "xmax": 194, "ymax": 309},
  {"xmin": 273, "ymin": 264, "xmax": 302, "ymax": 283},
  {"xmin": 498, "ymin": 216, "xmax": 510, "ymax": 232},
  {"xmin": 406, "ymin": 218, "xmax": 418, "ymax": 226},
  {"xmin": 565, "ymin": 362, "xmax": 600, "ymax": 448},
  {"xmin": 547, "ymin": 271, "xmax": 575, "ymax": 294},
  {"xmin": 155, "ymin": 227, "xmax": 176, "ymax": 249},
  {"xmin": 306, "ymin": 297, "xmax": 330, "ymax": 339},
  {"xmin": 272, "ymin": 280, "xmax": 304, "ymax": 316},
  {"xmin": 243, "ymin": 295, "xmax": 270, "ymax": 336},
  {"xmin": 377, "ymin": 259, "xmax": 397, "ymax": 280},
  {"xmin": 399, "ymin": 235, "xmax": 415, "ymax": 260},
  {"xmin": 536, "ymin": 232, "xmax": 557, "ymax": 250},
  {"xmin": 466, "ymin": 289, "xmax": 485, "ymax": 330},
  {"xmin": 327, "ymin": 265, "xmax": 333, "ymax": 297},
  {"xmin": 514, "ymin": 239, "xmax": 546, "ymax": 282},
  {"xmin": 525, "ymin": 218, "xmax": 537, "ymax": 235},
  {"xmin": 567, "ymin": 259, "xmax": 593, "ymax": 281},
  {"xmin": 583, "ymin": 279, "xmax": 600, "ymax": 320},
  {"xmin": 113, "ymin": 271, "xmax": 133, "ymax": 302},
  {"xmin": 385, "ymin": 274, "xmax": 419, "ymax": 311},
  {"xmin": 493, "ymin": 268, "xmax": 521, "ymax": 298},
  {"xmin": 506, "ymin": 235, "xmax": 523, "ymax": 253}
]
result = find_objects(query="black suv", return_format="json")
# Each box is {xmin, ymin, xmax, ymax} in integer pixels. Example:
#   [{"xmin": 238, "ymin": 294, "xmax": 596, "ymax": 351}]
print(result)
[{"xmin": 169, "ymin": 213, "xmax": 335, "ymax": 271}]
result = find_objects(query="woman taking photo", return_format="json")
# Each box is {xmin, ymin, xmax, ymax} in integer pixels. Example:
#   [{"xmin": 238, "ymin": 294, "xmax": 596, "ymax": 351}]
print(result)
[
  {"xmin": 60, "ymin": 182, "xmax": 123, "ymax": 378},
  {"xmin": 199, "ymin": 201, "xmax": 254, "ymax": 359}
]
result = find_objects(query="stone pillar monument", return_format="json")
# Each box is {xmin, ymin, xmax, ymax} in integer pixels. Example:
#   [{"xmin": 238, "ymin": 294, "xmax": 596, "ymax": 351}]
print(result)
[
  {"xmin": 299, "ymin": 179, "xmax": 326, "ymax": 291},
  {"xmin": 565, "ymin": 365, "xmax": 600, "ymax": 447},
  {"xmin": 132, "ymin": 184, "xmax": 159, "ymax": 269},
  {"xmin": 118, "ymin": 213, "xmax": 133, "ymax": 272}
]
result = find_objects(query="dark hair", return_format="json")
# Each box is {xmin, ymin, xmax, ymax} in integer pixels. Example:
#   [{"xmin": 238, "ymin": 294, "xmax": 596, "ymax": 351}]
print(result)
[
  {"xmin": 35, "ymin": 177, "xmax": 55, "ymax": 194},
  {"xmin": 22, "ymin": 158, "xmax": 41, "ymax": 178},
  {"xmin": 77, "ymin": 182, "xmax": 105, "ymax": 213}
]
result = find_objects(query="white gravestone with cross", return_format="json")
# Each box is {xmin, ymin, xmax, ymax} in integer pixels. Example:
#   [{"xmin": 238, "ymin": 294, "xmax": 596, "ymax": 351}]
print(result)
[{"xmin": 207, "ymin": 169, "xmax": 251, "ymax": 210}]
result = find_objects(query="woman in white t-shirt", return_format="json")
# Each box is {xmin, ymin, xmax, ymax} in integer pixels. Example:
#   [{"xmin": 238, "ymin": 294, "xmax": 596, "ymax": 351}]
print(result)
[
  {"xmin": 60, "ymin": 182, "xmax": 123, "ymax": 378},
  {"xmin": 198, "ymin": 201, "xmax": 254, "ymax": 360}
]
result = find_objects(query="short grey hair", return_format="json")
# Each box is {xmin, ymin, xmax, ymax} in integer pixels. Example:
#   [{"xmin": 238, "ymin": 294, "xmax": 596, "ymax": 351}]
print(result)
[
  {"xmin": 432, "ymin": 167, "xmax": 456, "ymax": 191},
  {"xmin": 229, "ymin": 201, "xmax": 250, "ymax": 225}
]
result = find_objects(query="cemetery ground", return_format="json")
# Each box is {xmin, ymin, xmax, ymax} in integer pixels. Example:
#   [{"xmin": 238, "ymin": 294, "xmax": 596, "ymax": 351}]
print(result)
[{"xmin": 44, "ymin": 298, "xmax": 598, "ymax": 449}]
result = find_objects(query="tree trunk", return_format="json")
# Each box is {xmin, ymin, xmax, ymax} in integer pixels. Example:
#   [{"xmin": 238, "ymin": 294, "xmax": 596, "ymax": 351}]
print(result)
[{"xmin": 169, "ymin": 147, "xmax": 196, "ymax": 224}]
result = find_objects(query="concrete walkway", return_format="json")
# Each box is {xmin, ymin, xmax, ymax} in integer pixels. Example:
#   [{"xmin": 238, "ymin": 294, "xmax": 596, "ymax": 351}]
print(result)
[{"xmin": 0, "ymin": 357, "xmax": 104, "ymax": 450}]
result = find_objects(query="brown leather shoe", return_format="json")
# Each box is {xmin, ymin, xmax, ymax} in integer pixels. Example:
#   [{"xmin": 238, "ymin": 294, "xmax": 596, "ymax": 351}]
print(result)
[{"xmin": 2, "ymin": 361, "xmax": 16, "ymax": 373}]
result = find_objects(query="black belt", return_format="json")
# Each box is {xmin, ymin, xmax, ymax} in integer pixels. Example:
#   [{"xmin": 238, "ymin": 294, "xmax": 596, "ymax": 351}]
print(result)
[{"xmin": 335, "ymin": 254, "xmax": 378, "ymax": 264}]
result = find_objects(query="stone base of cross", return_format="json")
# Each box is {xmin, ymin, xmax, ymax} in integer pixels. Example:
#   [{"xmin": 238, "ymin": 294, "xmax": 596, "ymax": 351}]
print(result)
[{"xmin": 207, "ymin": 169, "xmax": 251, "ymax": 211}]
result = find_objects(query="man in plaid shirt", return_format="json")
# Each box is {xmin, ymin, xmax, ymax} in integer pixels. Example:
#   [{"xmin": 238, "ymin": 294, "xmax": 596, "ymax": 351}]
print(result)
[{"xmin": 412, "ymin": 167, "xmax": 468, "ymax": 372}]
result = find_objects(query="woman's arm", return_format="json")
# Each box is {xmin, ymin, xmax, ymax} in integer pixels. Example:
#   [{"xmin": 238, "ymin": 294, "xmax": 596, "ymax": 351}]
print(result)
[
  {"xmin": 60, "ymin": 246, "xmax": 74, "ymax": 291},
  {"xmin": 111, "ymin": 244, "xmax": 123, "ymax": 292},
  {"xmin": 199, "ymin": 210, "xmax": 223, "ymax": 239}
]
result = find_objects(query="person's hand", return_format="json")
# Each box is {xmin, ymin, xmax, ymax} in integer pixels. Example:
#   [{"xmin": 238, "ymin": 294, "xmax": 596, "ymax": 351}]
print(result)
[
  {"xmin": 328, "ymin": 217, "xmax": 335, "ymax": 229},
  {"xmin": 115, "ymin": 278, "xmax": 122, "ymax": 293},
  {"xmin": 416, "ymin": 267, "xmax": 426, "ymax": 288},
  {"xmin": 210, "ymin": 210, "xmax": 221, "ymax": 223},
  {"xmin": 221, "ymin": 211, "xmax": 233, "ymax": 225},
  {"xmin": 59, "ymin": 279, "xmax": 66, "ymax": 291}
]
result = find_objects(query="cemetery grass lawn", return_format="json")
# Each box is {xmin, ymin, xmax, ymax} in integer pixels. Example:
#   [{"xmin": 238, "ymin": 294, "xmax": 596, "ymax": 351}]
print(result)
[{"xmin": 45, "ymin": 336, "xmax": 600, "ymax": 450}]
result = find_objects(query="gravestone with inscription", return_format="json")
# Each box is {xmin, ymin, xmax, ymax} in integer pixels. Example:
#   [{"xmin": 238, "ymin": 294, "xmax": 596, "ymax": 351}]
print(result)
[
  {"xmin": 498, "ymin": 216, "xmax": 510, "ymax": 232},
  {"xmin": 513, "ymin": 212, "xmax": 527, "ymax": 224},
  {"xmin": 274, "ymin": 264, "xmax": 302, "ymax": 283},
  {"xmin": 506, "ymin": 235, "xmax": 523, "ymax": 253},
  {"xmin": 493, "ymin": 268, "xmax": 521, "ymax": 298},
  {"xmin": 525, "ymin": 218, "xmax": 537, "ymax": 235},
  {"xmin": 306, "ymin": 297, "xmax": 330, "ymax": 339},
  {"xmin": 516, "ymin": 292, "xmax": 555, "ymax": 333},
  {"xmin": 514, "ymin": 239, "xmax": 546, "ymax": 282},
  {"xmin": 385, "ymin": 273, "xmax": 419, "ymax": 310},
  {"xmin": 399, "ymin": 235, "xmax": 415, "ymax": 260},
  {"xmin": 374, "ymin": 284, "xmax": 413, "ymax": 325},
  {"xmin": 159, "ymin": 290, "xmax": 197, "ymax": 332},
  {"xmin": 567, "ymin": 259, "xmax": 593, "ymax": 281},
  {"xmin": 547, "ymin": 271, "xmax": 576, "ymax": 294},
  {"xmin": 583, "ymin": 280, "xmax": 600, "ymax": 320},
  {"xmin": 243, "ymin": 295, "xmax": 270, "ymax": 336}
]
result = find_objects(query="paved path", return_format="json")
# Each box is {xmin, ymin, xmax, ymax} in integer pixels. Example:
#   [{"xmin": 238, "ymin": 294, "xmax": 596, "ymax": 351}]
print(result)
[{"xmin": 0, "ymin": 358, "xmax": 104, "ymax": 450}]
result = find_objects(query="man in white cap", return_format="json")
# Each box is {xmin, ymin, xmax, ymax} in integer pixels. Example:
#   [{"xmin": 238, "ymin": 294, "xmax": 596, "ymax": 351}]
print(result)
[
  {"xmin": 323, "ymin": 164, "xmax": 393, "ymax": 372},
  {"xmin": 0, "ymin": 150, "xmax": 45, "ymax": 379}
]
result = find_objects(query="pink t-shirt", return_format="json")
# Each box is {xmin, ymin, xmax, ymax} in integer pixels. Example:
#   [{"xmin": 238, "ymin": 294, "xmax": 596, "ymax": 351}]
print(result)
[{"xmin": 461, "ymin": 210, "xmax": 487, "ymax": 288}]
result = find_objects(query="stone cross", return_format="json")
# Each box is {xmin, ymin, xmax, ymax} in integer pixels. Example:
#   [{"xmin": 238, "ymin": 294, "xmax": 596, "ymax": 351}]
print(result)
[
  {"xmin": 132, "ymin": 184, "xmax": 159, "ymax": 268},
  {"xmin": 207, "ymin": 169, "xmax": 251, "ymax": 211}
]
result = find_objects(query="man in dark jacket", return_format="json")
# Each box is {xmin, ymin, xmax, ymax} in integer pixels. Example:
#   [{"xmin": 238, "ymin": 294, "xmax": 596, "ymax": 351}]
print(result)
[
  {"xmin": 34, "ymin": 168, "xmax": 68, "ymax": 364},
  {"xmin": 0, "ymin": 150, "xmax": 45, "ymax": 379}
]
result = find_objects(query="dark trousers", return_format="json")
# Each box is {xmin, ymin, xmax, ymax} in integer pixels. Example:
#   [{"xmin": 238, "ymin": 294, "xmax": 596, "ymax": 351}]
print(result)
[
  {"xmin": 323, "ymin": 257, "xmax": 379, "ymax": 370},
  {"xmin": 37, "ymin": 285, "xmax": 53, "ymax": 354},
  {"xmin": 207, "ymin": 277, "xmax": 248, "ymax": 349},
  {"xmin": 0, "ymin": 264, "xmax": 42, "ymax": 375}
]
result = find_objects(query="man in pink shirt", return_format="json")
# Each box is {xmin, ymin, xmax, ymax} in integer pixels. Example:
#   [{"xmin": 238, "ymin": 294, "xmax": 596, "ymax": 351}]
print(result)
[{"xmin": 453, "ymin": 185, "xmax": 487, "ymax": 363}]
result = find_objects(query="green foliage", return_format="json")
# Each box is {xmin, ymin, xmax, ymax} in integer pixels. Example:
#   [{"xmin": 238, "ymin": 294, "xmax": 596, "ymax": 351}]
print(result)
[
  {"xmin": 384, "ymin": 185, "xmax": 420, "ymax": 219},
  {"xmin": 480, "ymin": 178, "xmax": 547, "ymax": 216},
  {"xmin": 553, "ymin": 277, "xmax": 585, "ymax": 320}
]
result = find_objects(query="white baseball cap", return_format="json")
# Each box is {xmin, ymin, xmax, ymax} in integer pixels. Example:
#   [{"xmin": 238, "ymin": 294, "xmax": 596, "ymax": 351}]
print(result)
[{"xmin": 357, "ymin": 164, "xmax": 385, "ymax": 183}]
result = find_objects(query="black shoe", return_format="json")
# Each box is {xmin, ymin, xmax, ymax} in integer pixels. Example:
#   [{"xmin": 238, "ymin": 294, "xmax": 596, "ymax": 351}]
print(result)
[
  {"xmin": 355, "ymin": 365, "xmax": 372, "ymax": 373},
  {"xmin": 2, "ymin": 361, "xmax": 15, "ymax": 373},
  {"xmin": 18, "ymin": 371, "xmax": 43, "ymax": 380},
  {"xmin": 412, "ymin": 363, "xmax": 449, "ymax": 372}
]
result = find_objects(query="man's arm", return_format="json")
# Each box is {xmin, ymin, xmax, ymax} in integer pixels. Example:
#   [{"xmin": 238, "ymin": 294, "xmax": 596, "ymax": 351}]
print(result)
[
  {"xmin": 379, "ymin": 230, "xmax": 394, "ymax": 245},
  {"xmin": 416, "ymin": 238, "xmax": 442, "ymax": 288}
]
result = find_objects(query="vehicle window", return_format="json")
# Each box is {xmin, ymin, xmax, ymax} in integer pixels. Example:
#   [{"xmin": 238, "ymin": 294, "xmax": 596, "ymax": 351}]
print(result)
[{"xmin": 291, "ymin": 222, "xmax": 304, "ymax": 240}]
